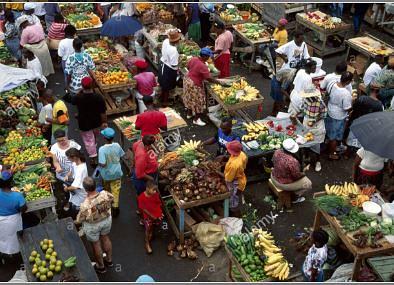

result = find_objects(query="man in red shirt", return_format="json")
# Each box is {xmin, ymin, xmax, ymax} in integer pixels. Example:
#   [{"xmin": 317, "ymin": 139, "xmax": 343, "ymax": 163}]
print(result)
[
  {"xmin": 134, "ymin": 60, "xmax": 157, "ymax": 113},
  {"xmin": 131, "ymin": 135, "xmax": 158, "ymax": 196},
  {"xmin": 135, "ymin": 96, "xmax": 167, "ymax": 137}
]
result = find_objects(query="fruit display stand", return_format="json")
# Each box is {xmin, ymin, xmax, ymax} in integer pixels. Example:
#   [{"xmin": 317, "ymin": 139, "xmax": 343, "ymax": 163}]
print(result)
[
  {"xmin": 232, "ymin": 24, "xmax": 273, "ymax": 72},
  {"xmin": 60, "ymin": 4, "xmax": 102, "ymax": 37},
  {"xmin": 18, "ymin": 217, "xmax": 99, "ymax": 282},
  {"xmin": 345, "ymin": 34, "xmax": 394, "ymax": 76},
  {"xmin": 214, "ymin": 7, "xmax": 254, "ymax": 29},
  {"xmin": 312, "ymin": 191, "xmax": 394, "ymax": 281},
  {"xmin": 295, "ymin": 11, "xmax": 352, "ymax": 57}
]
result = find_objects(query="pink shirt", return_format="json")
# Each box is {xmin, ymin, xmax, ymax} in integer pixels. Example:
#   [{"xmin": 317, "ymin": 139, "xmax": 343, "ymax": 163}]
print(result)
[
  {"xmin": 215, "ymin": 30, "xmax": 233, "ymax": 55},
  {"xmin": 134, "ymin": 72, "xmax": 157, "ymax": 96},
  {"xmin": 187, "ymin": 57, "xmax": 210, "ymax": 87},
  {"xmin": 20, "ymin": 24, "xmax": 45, "ymax": 46}
]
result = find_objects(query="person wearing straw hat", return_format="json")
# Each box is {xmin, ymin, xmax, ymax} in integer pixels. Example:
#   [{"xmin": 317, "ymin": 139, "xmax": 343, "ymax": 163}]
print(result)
[
  {"xmin": 158, "ymin": 29, "xmax": 181, "ymax": 107},
  {"xmin": 183, "ymin": 47, "xmax": 224, "ymax": 126},
  {"xmin": 224, "ymin": 140, "xmax": 248, "ymax": 213},
  {"xmin": 298, "ymin": 86, "xmax": 327, "ymax": 172},
  {"xmin": 271, "ymin": 138, "xmax": 312, "ymax": 203}
]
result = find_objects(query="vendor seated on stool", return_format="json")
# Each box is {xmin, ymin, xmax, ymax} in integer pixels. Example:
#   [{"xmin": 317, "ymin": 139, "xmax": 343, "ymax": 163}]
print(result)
[
  {"xmin": 271, "ymin": 138, "xmax": 312, "ymax": 204},
  {"xmin": 133, "ymin": 60, "xmax": 157, "ymax": 113},
  {"xmin": 203, "ymin": 117, "xmax": 240, "ymax": 159}
]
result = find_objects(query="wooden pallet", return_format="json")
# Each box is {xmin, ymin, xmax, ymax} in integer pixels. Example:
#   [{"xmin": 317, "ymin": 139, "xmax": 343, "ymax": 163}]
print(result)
[{"xmin": 99, "ymin": 90, "xmax": 137, "ymax": 117}]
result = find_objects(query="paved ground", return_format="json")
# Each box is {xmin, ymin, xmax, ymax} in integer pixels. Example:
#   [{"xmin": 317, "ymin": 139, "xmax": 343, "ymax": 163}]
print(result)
[{"xmin": 2, "ymin": 18, "xmax": 394, "ymax": 281}]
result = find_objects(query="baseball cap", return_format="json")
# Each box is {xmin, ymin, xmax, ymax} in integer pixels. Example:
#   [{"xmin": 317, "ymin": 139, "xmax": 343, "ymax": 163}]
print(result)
[{"xmin": 101, "ymin": 127, "xmax": 115, "ymax": 139}]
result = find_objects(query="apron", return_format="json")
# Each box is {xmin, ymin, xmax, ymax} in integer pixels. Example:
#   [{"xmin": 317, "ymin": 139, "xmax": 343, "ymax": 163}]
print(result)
[{"xmin": 0, "ymin": 213, "xmax": 23, "ymax": 254}]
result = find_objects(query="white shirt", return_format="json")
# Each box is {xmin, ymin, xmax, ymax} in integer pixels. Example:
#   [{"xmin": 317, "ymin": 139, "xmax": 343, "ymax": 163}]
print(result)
[
  {"xmin": 303, "ymin": 244, "xmax": 327, "ymax": 278},
  {"xmin": 288, "ymin": 69, "xmax": 312, "ymax": 114},
  {"xmin": 69, "ymin": 162, "xmax": 88, "ymax": 207},
  {"xmin": 276, "ymin": 40, "xmax": 310, "ymax": 71},
  {"xmin": 112, "ymin": 3, "xmax": 135, "ymax": 17},
  {"xmin": 33, "ymin": 3, "xmax": 46, "ymax": 16},
  {"xmin": 357, "ymin": 147, "xmax": 385, "ymax": 172},
  {"xmin": 50, "ymin": 140, "xmax": 81, "ymax": 180},
  {"xmin": 58, "ymin": 38, "xmax": 75, "ymax": 61},
  {"xmin": 363, "ymin": 62, "xmax": 382, "ymax": 86},
  {"xmin": 327, "ymin": 83, "xmax": 353, "ymax": 120},
  {"xmin": 160, "ymin": 38, "xmax": 179, "ymax": 70},
  {"xmin": 320, "ymin": 72, "xmax": 352, "ymax": 94},
  {"xmin": 26, "ymin": 57, "xmax": 47, "ymax": 84},
  {"xmin": 38, "ymin": 103, "xmax": 52, "ymax": 125}
]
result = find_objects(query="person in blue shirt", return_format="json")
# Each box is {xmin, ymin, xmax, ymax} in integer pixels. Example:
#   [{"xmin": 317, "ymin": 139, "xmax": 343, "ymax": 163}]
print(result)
[
  {"xmin": 98, "ymin": 128, "xmax": 125, "ymax": 218},
  {"xmin": 203, "ymin": 117, "xmax": 241, "ymax": 157},
  {"xmin": 0, "ymin": 170, "xmax": 27, "ymax": 255}
]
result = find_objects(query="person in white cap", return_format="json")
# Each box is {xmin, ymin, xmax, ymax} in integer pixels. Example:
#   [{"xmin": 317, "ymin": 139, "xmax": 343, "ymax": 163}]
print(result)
[
  {"xmin": 17, "ymin": 3, "xmax": 42, "ymax": 27},
  {"xmin": 271, "ymin": 138, "xmax": 312, "ymax": 203}
]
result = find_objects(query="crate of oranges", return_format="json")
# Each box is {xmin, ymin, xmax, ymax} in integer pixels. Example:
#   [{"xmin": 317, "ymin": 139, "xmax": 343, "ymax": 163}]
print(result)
[{"xmin": 93, "ymin": 66, "xmax": 135, "ymax": 90}]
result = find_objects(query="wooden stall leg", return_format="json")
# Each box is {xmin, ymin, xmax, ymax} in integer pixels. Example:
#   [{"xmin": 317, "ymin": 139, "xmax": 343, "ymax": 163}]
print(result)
[
  {"xmin": 352, "ymin": 256, "xmax": 362, "ymax": 281},
  {"xmin": 179, "ymin": 208, "xmax": 185, "ymax": 244},
  {"xmin": 224, "ymin": 199, "xmax": 229, "ymax": 217},
  {"xmin": 228, "ymin": 258, "xmax": 234, "ymax": 281},
  {"xmin": 312, "ymin": 210, "xmax": 322, "ymax": 231}
]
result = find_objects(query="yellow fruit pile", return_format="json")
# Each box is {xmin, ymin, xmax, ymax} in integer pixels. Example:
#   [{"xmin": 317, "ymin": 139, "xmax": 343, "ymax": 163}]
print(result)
[
  {"xmin": 304, "ymin": 132, "xmax": 314, "ymax": 142},
  {"xmin": 242, "ymin": 122, "xmax": 268, "ymax": 141},
  {"xmin": 95, "ymin": 71, "xmax": 130, "ymax": 86},
  {"xmin": 5, "ymin": 130, "xmax": 22, "ymax": 143},
  {"xmin": 212, "ymin": 79, "xmax": 260, "ymax": 103},
  {"xmin": 325, "ymin": 182, "xmax": 360, "ymax": 197},
  {"xmin": 252, "ymin": 229, "xmax": 290, "ymax": 280}
]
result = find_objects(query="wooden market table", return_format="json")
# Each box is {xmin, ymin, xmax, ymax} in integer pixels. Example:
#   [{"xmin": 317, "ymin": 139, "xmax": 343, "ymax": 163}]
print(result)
[
  {"xmin": 345, "ymin": 34, "xmax": 394, "ymax": 75},
  {"xmin": 76, "ymin": 25, "xmax": 102, "ymax": 37},
  {"xmin": 232, "ymin": 25, "xmax": 272, "ymax": 72},
  {"xmin": 296, "ymin": 12, "xmax": 352, "ymax": 57},
  {"xmin": 214, "ymin": 13, "xmax": 251, "ymax": 29},
  {"xmin": 165, "ymin": 191, "xmax": 230, "ymax": 244},
  {"xmin": 18, "ymin": 217, "xmax": 99, "ymax": 282},
  {"xmin": 312, "ymin": 192, "xmax": 394, "ymax": 281}
]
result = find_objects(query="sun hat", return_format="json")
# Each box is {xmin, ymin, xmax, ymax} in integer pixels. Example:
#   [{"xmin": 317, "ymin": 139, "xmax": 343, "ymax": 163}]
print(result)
[
  {"xmin": 200, "ymin": 47, "xmax": 214, "ymax": 58},
  {"xmin": 101, "ymin": 128, "xmax": 115, "ymax": 139},
  {"xmin": 226, "ymin": 140, "xmax": 243, "ymax": 156},
  {"xmin": 282, "ymin": 138, "xmax": 299, "ymax": 154},
  {"xmin": 135, "ymin": 60, "xmax": 148, "ymax": 70},
  {"xmin": 278, "ymin": 18, "xmax": 288, "ymax": 26},
  {"xmin": 24, "ymin": 3, "xmax": 35, "ymax": 11},
  {"xmin": 168, "ymin": 30, "xmax": 181, "ymax": 43},
  {"xmin": 136, "ymin": 275, "xmax": 155, "ymax": 283},
  {"xmin": 0, "ymin": 170, "xmax": 13, "ymax": 181},
  {"xmin": 16, "ymin": 15, "xmax": 29, "ymax": 28},
  {"xmin": 81, "ymin": 76, "xmax": 93, "ymax": 89}
]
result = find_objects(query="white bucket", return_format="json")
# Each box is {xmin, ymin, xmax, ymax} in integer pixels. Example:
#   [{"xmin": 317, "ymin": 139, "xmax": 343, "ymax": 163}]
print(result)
[
  {"xmin": 382, "ymin": 203, "xmax": 394, "ymax": 220},
  {"xmin": 311, "ymin": 57, "xmax": 323, "ymax": 73}
]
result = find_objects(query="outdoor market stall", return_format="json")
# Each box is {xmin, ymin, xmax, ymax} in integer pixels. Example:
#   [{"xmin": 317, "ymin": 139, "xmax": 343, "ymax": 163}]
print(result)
[
  {"xmin": 214, "ymin": 4, "xmax": 258, "ymax": 29},
  {"xmin": 0, "ymin": 41, "xmax": 18, "ymax": 67},
  {"xmin": 345, "ymin": 34, "xmax": 394, "ymax": 76},
  {"xmin": 137, "ymin": 3, "xmax": 174, "ymax": 25},
  {"xmin": 232, "ymin": 23, "xmax": 273, "ymax": 71},
  {"xmin": 18, "ymin": 217, "xmax": 99, "ymax": 282},
  {"xmin": 296, "ymin": 11, "xmax": 352, "ymax": 57},
  {"xmin": 313, "ymin": 185, "xmax": 394, "ymax": 281},
  {"xmin": 60, "ymin": 4, "xmax": 102, "ymax": 37},
  {"xmin": 159, "ymin": 142, "xmax": 230, "ymax": 243}
]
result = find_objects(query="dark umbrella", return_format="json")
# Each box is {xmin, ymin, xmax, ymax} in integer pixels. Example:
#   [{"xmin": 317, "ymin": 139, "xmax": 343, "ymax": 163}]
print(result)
[
  {"xmin": 350, "ymin": 111, "xmax": 394, "ymax": 159},
  {"xmin": 101, "ymin": 16, "xmax": 142, "ymax": 38}
]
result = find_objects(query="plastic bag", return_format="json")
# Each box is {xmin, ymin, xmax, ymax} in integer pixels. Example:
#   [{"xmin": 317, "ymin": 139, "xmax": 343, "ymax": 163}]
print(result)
[
  {"xmin": 326, "ymin": 263, "xmax": 353, "ymax": 282},
  {"xmin": 9, "ymin": 270, "xmax": 27, "ymax": 282},
  {"xmin": 193, "ymin": 222, "xmax": 225, "ymax": 257},
  {"xmin": 219, "ymin": 217, "xmax": 243, "ymax": 236}
]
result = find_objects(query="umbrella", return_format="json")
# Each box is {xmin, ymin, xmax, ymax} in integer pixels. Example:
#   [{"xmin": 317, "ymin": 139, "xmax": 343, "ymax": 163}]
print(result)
[
  {"xmin": 350, "ymin": 111, "xmax": 394, "ymax": 159},
  {"xmin": 101, "ymin": 16, "xmax": 142, "ymax": 38}
]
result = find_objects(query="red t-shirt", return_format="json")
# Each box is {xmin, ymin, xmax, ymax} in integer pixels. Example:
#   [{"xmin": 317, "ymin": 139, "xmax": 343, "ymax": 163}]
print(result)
[
  {"xmin": 134, "ymin": 72, "xmax": 157, "ymax": 96},
  {"xmin": 132, "ymin": 140, "xmax": 158, "ymax": 179},
  {"xmin": 135, "ymin": 110, "xmax": 167, "ymax": 136},
  {"xmin": 187, "ymin": 57, "xmax": 211, "ymax": 87},
  {"xmin": 138, "ymin": 191, "xmax": 162, "ymax": 219}
]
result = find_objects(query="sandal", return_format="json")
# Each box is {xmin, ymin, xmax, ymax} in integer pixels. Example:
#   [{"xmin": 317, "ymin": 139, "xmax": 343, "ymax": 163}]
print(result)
[
  {"xmin": 94, "ymin": 264, "xmax": 107, "ymax": 274},
  {"xmin": 104, "ymin": 259, "xmax": 113, "ymax": 268}
]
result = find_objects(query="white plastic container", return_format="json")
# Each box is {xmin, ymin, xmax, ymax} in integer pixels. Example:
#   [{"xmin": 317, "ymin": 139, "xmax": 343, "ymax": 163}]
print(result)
[
  {"xmin": 362, "ymin": 201, "xmax": 382, "ymax": 217},
  {"xmin": 382, "ymin": 203, "xmax": 394, "ymax": 220}
]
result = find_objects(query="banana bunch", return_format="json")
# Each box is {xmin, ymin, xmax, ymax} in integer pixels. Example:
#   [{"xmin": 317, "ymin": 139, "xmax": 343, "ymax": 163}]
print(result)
[
  {"xmin": 242, "ymin": 122, "xmax": 269, "ymax": 142},
  {"xmin": 177, "ymin": 140, "xmax": 201, "ymax": 154},
  {"xmin": 325, "ymin": 182, "xmax": 360, "ymax": 197},
  {"xmin": 239, "ymin": 86, "xmax": 260, "ymax": 102},
  {"xmin": 232, "ymin": 79, "xmax": 248, "ymax": 90},
  {"xmin": 252, "ymin": 229, "xmax": 290, "ymax": 280}
]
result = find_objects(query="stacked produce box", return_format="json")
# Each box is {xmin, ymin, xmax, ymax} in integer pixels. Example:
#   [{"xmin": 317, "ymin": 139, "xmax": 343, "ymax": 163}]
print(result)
[
  {"xmin": 0, "ymin": 83, "xmax": 55, "ymax": 210},
  {"xmin": 60, "ymin": 4, "xmax": 101, "ymax": 30}
]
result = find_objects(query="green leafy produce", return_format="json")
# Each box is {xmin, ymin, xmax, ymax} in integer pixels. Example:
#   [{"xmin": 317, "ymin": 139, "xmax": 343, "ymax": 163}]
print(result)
[
  {"xmin": 259, "ymin": 135, "xmax": 285, "ymax": 151},
  {"xmin": 64, "ymin": 256, "xmax": 77, "ymax": 268},
  {"xmin": 313, "ymin": 195, "xmax": 348, "ymax": 212},
  {"xmin": 339, "ymin": 207, "xmax": 374, "ymax": 232},
  {"xmin": 13, "ymin": 172, "xmax": 40, "ymax": 186}
]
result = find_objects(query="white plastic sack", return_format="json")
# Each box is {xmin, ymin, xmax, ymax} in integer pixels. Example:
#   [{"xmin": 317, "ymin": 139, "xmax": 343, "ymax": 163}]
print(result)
[
  {"xmin": 0, "ymin": 64, "xmax": 37, "ymax": 93},
  {"xmin": 8, "ymin": 270, "xmax": 27, "ymax": 282},
  {"xmin": 325, "ymin": 263, "xmax": 353, "ymax": 282},
  {"xmin": 219, "ymin": 217, "xmax": 243, "ymax": 236},
  {"xmin": 194, "ymin": 222, "xmax": 225, "ymax": 257}
]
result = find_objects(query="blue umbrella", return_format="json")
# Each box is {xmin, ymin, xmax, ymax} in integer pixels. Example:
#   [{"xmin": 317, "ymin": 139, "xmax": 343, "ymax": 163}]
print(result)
[{"xmin": 101, "ymin": 16, "xmax": 142, "ymax": 38}]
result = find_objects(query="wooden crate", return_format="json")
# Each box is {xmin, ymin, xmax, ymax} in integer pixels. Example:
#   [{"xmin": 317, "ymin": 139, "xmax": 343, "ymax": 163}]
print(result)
[
  {"xmin": 171, "ymin": 191, "xmax": 230, "ymax": 210},
  {"xmin": 367, "ymin": 256, "xmax": 394, "ymax": 281},
  {"xmin": 100, "ymin": 90, "xmax": 137, "ymax": 116},
  {"xmin": 26, "ymin": 195, "xmax": 56, "ymax": 213},
  {"xmin": 92, "ymin": 71, "xmax": 136, "ymax": 92}
]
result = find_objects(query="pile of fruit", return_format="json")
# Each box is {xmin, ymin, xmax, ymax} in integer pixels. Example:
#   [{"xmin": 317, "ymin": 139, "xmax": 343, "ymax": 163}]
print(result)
[
  {"xmin": 241, "ymin": 122, "xmax": 269, "ymax": 142},
  {"xmin": 2, "ymin": 145, "xmax": 46, "ymax": 165},
  {"xmin": 219, "ymin": 8, "xmax": 242, "ymax": 22},
  {"xmin": 25, "ymin": 187, "xmax": 52, "ymax": 202},
  {"xmin": 136, "ymin": 3, "xmax": 153, "ymax": 13},
  {"xmin": 94, "ymin": 69, "xmax": 131, "ymax": 86},
  {"xmin": 235, "ymin": 23, "xmax": 271, "ymax": 41},
  {"xmin": 158, "ymin": 9, "xmax": 173, "ymax": 21},
  {"xmin": 302, "ymin": 11, "xmax": 343, "ymax": 29},
  {"xmin": 65, "ymin": 13, "xmax": 101, "ymax": 29},
  {"xmin": 324, "ymin": 182, "xmax": 360, "ymax": 197},
  {"xmin": 211, "ymin": 78, "xmax": 260, "ymax": 105}
]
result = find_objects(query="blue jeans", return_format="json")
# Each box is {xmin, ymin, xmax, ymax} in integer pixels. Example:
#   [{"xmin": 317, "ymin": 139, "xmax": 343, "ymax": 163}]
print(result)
[
  {"xmin": 325, "ymin": 116, "xmax": 346, "ymax": 141},
  {"xmin": 61, "ymin": 60, "xmax": 68, "ymax": 87},
  {"xmin": 131, "ymin": 171, "xmax": 158, "ymax": 196},
  {"xmin": 330, "ymin": 4, "xmax": 343, "ymax": 18}
]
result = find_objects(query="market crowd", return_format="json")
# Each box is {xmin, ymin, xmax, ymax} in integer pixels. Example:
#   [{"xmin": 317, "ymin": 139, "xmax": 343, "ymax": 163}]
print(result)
[{"xmin": 0, "ymin": 2, "xmax": 394, "ymax": 282}]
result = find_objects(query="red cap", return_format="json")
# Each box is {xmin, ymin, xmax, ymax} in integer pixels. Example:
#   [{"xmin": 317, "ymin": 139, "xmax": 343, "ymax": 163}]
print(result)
[
  {"xmin": 226, "ymin": 140, "xmax": 242, "ymax": 156},
  {"xmin": 135, "ymin": 60, "xmax": 148, "ymax": 70},
  {"xmin": 81, "ymin": 77, "xmax": 93, "ymax": 89}
]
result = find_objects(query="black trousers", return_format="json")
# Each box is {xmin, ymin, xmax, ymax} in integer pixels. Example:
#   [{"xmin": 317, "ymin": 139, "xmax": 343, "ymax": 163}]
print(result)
[{"xmin": 200, "ymin": 12, "xmax": 212, "ymax": 44}]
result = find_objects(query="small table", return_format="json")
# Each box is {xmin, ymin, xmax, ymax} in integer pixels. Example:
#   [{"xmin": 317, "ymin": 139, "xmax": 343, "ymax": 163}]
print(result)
[
  {"xmin": 18, "ymin": 218, "xmax": 99, "ymax": 282},
  {"xmin": 312, "ymin": 192, "xmax": 394, "ymax": 281},
  {"xmin": 296, "ymin": 12, "xmax": 352, "ymax": 57}
]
